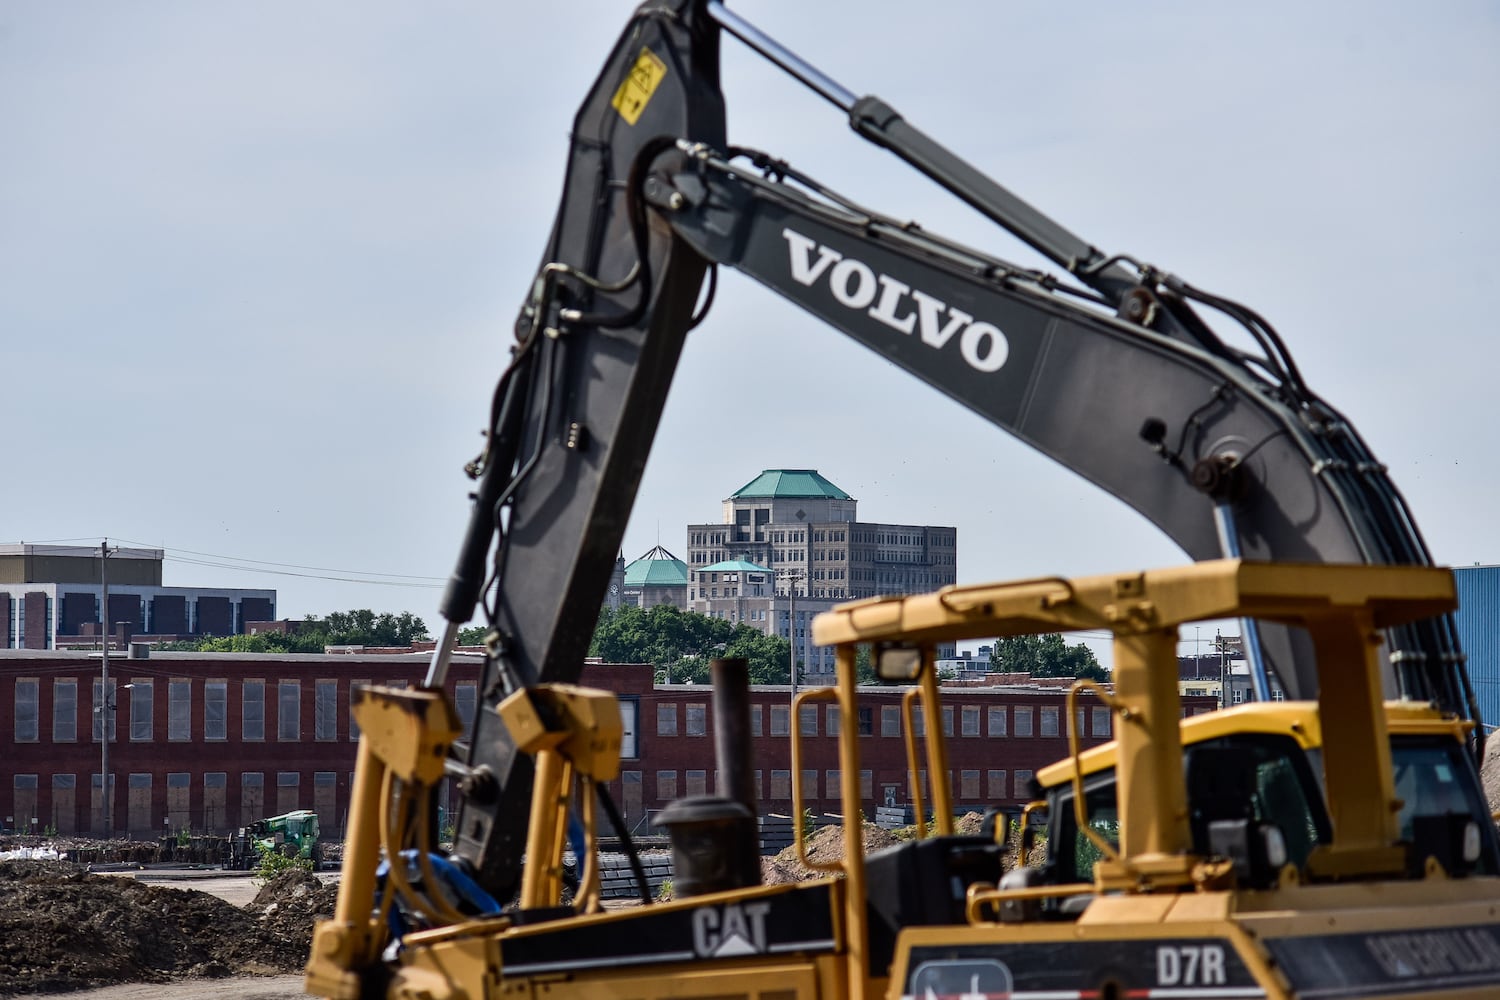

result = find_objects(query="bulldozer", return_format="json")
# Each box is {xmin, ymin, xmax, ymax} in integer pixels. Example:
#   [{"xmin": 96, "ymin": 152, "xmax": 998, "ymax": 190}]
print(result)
[{"xmin": 305, "ymin": 560, "xmax": 1500, "ymax": 998}]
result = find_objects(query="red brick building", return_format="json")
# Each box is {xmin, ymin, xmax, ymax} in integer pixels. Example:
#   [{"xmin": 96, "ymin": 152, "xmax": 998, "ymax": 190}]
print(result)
[{"xmin": 0, "ymin": 649, "xmax": 1215, "ymax": 839}]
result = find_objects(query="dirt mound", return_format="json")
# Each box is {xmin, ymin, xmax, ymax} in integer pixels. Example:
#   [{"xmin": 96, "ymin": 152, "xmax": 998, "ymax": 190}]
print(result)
[
  {"xmin": 0, "ymin": 861, "xmax": 327, "ymax": 995},
  {"xmin": 770, "ymin": 820, "xmax": 900, "ymax": 878},
  {"xmin": 247, "ymin": 870, "xmax": 340, "ymax": 958}
]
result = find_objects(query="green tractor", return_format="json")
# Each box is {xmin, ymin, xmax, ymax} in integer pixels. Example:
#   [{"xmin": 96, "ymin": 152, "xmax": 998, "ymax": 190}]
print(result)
[{"xmin": 229, "ymin": 809, "xmax": 320, "ymax": 870}]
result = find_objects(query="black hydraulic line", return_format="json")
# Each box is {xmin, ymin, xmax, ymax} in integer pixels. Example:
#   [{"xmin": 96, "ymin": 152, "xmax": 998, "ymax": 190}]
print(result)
[{"xmin": 596, "ymin": 783, "xmax": 653, "ymax": 906}]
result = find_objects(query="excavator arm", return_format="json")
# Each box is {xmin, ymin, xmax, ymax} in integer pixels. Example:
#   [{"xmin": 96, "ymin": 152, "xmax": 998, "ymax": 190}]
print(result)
[{"xmin": 433, "ymin": 0, "xmax": 1473, "ymax": 900}]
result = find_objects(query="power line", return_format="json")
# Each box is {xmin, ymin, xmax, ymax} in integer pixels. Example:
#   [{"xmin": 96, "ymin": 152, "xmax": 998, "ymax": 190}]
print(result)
[{"xmin": 108, "ymin": 537, "xmax": 445, "ymax": 588}]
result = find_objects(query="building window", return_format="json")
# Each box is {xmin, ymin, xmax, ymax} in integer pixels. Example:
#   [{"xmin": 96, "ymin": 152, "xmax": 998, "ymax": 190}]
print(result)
[
  {"xmin": 455, "ymin": 683, "xmax": 477, "ymax": 742},
  {"xmin": 987, "ymin": 769, "xmax": 1008, "ymax": 799},
  {"xmin": 130, "ymin": 681, "xmax": 153, "ymax": 741},
  {"xmin": 14, "ymin": 679, "xmax": 38, "ymax": 742},
  {"xmin": 278, "ymin": 681, "xmax": 301, "ymax": 741},
  {"xmin": 657, "ymin": 703, "xmax": 677, "ymax": 737},
  {"xmin": 770, "ymin": 770, "xmax": 791, "ymax": 799},
  {"xmin": 167, "ymin": 772, "xmax": 191, "ymax": 830},
  {"xmin": 770, "ymin": 705, "xmax": 789, "ymax": 736},
  {"xmin": 826, "ymin": 705, "xmax": 840, "ymax": 737},
  {"xmin": 657, "ymin": 770, "xmax": 677, "ymax": 800},
  {"xmin": 987, "ymin": 705, "xmax": 1007, "ymax": 737},
  {"xmin": 277, "ymin": 771, "xmax": 300, "ymax": 813},
  {"xmin": 686, "ymin": 770, "xmax": 707, "ymax": 797},
  {"xmin": 826, "ymin": 770, "xmax": 840, "ymax": 797},
  {"xmin": 168, "ymin": 680, "xmax": 191, "ymax": 742},
  {"xmin": 243, "ymin": 681, "xmax": 265, "ymax": 742},
  {"xmin": 799, "ymin": 705, "xmax": 818, "ymax": 736},
  {"xmin": 801, "ymin": 770, "xmax": 819, "ymax": 800},
  {"xmin": 941, "ymin": 706, "xmax": 954, "ymax": 737},
  {"xmin": 241, "ymin": 772, "xmax": 265, "ymax": 826},
  {"xmin": 1015, "ymin": 770, "xmax": 1035, "ymax": 799},
  {"xmin": 750, "ymin": 704, "xmax": 762, "ymax": 737},
  {"xmin": 349, "ymin": 680, "xmax": 369, "ymax": 741},
  {"xmin": 205, "ymin": 682, "xmax": 227, "ymax": 741},
  {"xmin": 1040, "ymin": 706, "xmax": 1060, "ymax": 737},
  {"xmin": 619, "ymin": 698, "xmax": 639, "ymax": 759},
  {"xmin": 1014, "ymin": 706, "xmax": 1033, "ymax": 738},
  {"xmin": 960, "ymin": 770, "xmax": 980, "ymax": 799},
  {"xmin": 686, "ymin": 703, "xmax": 706, "ymax": 737},
  {"xmin": 315, "ymin": 680, "xmax": 338, "ymax": 741},
  {"xmin": 859, "ymin": 770, "xmax": 873, "ymax": 798},
  {"xmin": 911, "ymin": 711, "xmax": 925, "ymax": 738},
  {"xmin": 960, "ymin": 706, "xmax": 979, "ymax": 737},
  {"xmin": 52, "ymin": 680, "xmax": 77, "ymax": 743},
  {"xmin": 857, "ymin": 707, "xmax": 874, "ymax": 736},
  {"xmin": 881, "ymin": 705, "xmax": 900, "ymax": 737},
  {"xmin": 1091, "ymin": 705, "xmax": 1111, "ymax": 737}
]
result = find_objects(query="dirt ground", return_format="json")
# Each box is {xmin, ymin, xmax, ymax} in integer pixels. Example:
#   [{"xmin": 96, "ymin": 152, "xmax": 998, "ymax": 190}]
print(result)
[{"xmin": 0, "ymin": 861, "xmax": 336, "ymax": 999}]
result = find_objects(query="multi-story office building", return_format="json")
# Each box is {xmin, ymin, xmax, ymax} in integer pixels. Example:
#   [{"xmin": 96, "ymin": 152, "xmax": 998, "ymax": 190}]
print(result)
[
  {"xmin": 686, "ymin": 471, "xmax": 959, "ymax": 683},
  {"xmin": 1, "ymin": 544, "xmax": 275, "ymax": 650}
]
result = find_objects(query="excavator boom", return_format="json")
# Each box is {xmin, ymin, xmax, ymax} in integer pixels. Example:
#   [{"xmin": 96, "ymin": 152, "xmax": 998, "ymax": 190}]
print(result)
[{"xmin": 433, "ymin": 0, "xmax": 1472, "ymax": 901}]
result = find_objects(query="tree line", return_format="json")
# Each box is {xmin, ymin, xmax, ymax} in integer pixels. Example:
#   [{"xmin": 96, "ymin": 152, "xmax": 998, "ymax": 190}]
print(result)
[{"xmin": 159, "ymin": 603, "xmax": 1104, "ymax": 682}]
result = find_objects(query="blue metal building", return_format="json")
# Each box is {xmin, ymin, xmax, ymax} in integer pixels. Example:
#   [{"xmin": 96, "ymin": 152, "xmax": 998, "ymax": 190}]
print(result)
[{"xmin": 1454, "ymin": 566, "xmax": 1500, "ymax": 733}]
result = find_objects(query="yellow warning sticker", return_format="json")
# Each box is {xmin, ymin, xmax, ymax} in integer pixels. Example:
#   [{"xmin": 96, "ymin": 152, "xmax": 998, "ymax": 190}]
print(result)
[{"xmin": 611, "ymin": 46, "xmax": 668, "ymax": 126}]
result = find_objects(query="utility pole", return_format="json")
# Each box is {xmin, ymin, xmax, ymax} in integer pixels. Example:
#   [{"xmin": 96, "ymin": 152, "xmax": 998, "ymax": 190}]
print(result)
[
  {"xmin": 780, "ymin": 569, "xmax": 805, "ymax": 713},
  {"xmin": 100, "ymin": 539, "xmax": 114, "ymax": 838}
]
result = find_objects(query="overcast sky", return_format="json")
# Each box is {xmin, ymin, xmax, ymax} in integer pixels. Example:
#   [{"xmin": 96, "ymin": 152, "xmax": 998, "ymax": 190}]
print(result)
[{"xmin": 3, "ymin": 2, "xmax": 1496, "ymax": 661}]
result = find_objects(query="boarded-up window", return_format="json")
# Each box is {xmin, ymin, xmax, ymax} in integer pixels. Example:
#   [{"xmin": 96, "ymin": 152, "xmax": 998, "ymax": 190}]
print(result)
[
  {"xmin": 313, "ymin": 772, "xmax": 337, "ymax": 835},
  {"xmin": 770, "ymin": 770, "xmax": 791, "ymax": 800},
  {"xmin": 942, "ymin": 706, "xmax": 954, "ymax": 737},
  {"xmin": 241, "ymin": 773, "xmax": 265, "ymax": 826},
  {"xmin": 987, "ymin": 769, "xmax": 1008, "ymax": 799},
  {"xmin": 960, "ymin": 770, "xmax": 980, "ymax": 799},
  {"xmin": 657, "ymin": 771, "xmax": 677, "ymax": 801},
  {"xmin": 686, "ymin": 769, "xmax": 707, "ymax": 797},
  {"xmin": 315, "ymin": 680, "xmax": 338, "ymax": 741},
  {"xmin": 276, "ymin": 771, "xmax": 300, "ymax": 814},
  {"xmin": 243, "ymin": 681, "xmax": 265, "ymax": 741},
  {"xmin": 657, "ymin": 703, "xmax": 677, "ymax": 736},
  {"xmin": 167, "ymin": 772, "xmax": 191, "ymax": 830},
  {"xmin": 961, "ymin": 706, "xmax": 979, "ymax": 737},
  {"xmin": 51, "ymin": 774, "xmax": 77, "ymax": 834},
  {"xmin": 801, "ymin": 769, "xmax": 819, "ymax": 800},
  {"xmin": 169, "ymin": 681, "xmax": 191, "ymax": 741},
  {"xmin": 14, "ymin": 680, "xmax": 39, "ymax": 742},
  {"xmin": 204, "ymin": 682, "xmax": 227, "ymax": 741},
  {"xmin": 686, "ymin": 703, "xmax": 706, "ymax": 737},
  {"xmin": 749, "ymin": 704, "xmax": 762, "ymax": 737},
  {"xmin": 826, "ymin": 705, "xmax": 840, "ymax": 737},
  {"xmin": 53, "ymin": 680, "xmax": 77, "ymax": 742},
  {"xmin": 128, "ymin": 773, "xmax": 151, "ymax": 833},
  {"xmin": 203, "ymin": 773, "xmax": 227, "ymax": 833},
  {"xmin": 1015, "ymin": 770, "xmax": 1035, "ymax": 799},
  {"xmin": 859, "ymin": 770, "xmax": 873, "ymax": 799},
  {"xmin": 278, "ymin": 682, "xmax": 300, "ymax": 742},
  {"xmin": 12, "ymin": 775, "xmax": 38, "ymax": 829}
]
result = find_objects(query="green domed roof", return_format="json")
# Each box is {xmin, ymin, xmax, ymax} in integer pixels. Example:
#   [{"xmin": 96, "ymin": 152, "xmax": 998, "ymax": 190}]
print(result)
[
  {"xmin": 729, "ymin": 469, "xmax": 851, "ymax": 500},
  {"xmin": 700, "ymin": 559, "xmax": 773, "ymax": 574},
  {"xmin": 623, "ymin": 545, "xmax": 688, "ymax": 587}
]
